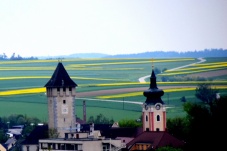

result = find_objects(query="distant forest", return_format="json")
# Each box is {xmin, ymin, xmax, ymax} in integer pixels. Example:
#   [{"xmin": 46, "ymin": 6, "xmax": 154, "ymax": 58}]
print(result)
[
  {"xmin": 1, "ymin": 48, "xmax": 227, "ymax": 60},
  {"xmin": 0, "ymin": 52, "xmax": 38, "ymax": 60},
  {"xmin": 106, "ymin": 48, "xmax": 227, "ymax": 58}
]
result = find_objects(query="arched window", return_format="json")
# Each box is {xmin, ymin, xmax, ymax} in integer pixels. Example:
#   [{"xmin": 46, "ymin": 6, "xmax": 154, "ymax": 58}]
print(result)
[
  {"xmin": 63, "ymin": 100, "xmax": 66, "ymax": 104},
  {"xmin": 157, "ymin": 115, "xmax": 160, "ymax": 121},
  {"xmin": 146, "ymin": 115, "xmax": 148, "ymax": 121}
]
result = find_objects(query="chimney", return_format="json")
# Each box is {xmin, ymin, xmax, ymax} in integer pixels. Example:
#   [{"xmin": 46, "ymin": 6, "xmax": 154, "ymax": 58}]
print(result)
[{"xmin": 83, "ymin": 100, "xmax": 86, "ymax": 122}]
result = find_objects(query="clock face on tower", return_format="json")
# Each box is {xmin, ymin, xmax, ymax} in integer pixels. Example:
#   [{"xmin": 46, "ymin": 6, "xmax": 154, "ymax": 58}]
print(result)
[
  {"xmin": 155, "ymin": 104, "xmax": 161, "ymax": 110},
  {"xmin": 145, "ymin": 105, "xmax": 148, "ymax": 110}
]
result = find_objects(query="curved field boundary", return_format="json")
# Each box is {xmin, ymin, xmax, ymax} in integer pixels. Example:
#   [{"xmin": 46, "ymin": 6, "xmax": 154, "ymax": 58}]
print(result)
[{"xmin": 138, "ymin": 58, "xmax": 206, "ymax": 83}]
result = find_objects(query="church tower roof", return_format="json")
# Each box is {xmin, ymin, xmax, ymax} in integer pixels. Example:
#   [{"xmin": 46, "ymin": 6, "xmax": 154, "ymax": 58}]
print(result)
[
  {"xmin": 44, "ymin": 62, "xmax": 77, "ymax": 88},
  {"xmin": 143, "ymin": 69, "xmax": 164, "ymax": 105}
]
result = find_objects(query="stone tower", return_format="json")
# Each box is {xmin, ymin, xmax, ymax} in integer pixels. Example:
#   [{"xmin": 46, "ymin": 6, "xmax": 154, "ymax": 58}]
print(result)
[
  {"xmin": 142, "ymin": 69, "xmax": 166, "ymax": 132},
  {"xmin": 44, "ymin": 61, "xmax": 78, "ymax": 137}
]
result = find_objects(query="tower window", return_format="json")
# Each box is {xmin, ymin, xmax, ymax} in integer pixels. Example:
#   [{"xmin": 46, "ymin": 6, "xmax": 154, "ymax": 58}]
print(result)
[
  {"xmin": 57, "ymin": 87, "xmax": 60, "ymax": 92},
  {"xmin": 63, "ymin": 100, "xmax": 66, "ymax": 104},
  {"xmin": 146, "ymin": 115, "xmax": 148, "ymax": 121},
  {"xmin": 26, "ymin": 146, "xmax": 30, "ymax": 151},
  {"xmin": 157, "ymin": 115, "xmax": 160, "ymax": 121}
]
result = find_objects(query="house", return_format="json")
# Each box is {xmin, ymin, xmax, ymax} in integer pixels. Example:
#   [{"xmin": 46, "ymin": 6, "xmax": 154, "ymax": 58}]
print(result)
[
  {"xmin": 38, "ymin": 123, "xmax": 122, "ymax": 151},
  {"xmin": 2, "ymin": 137, "xmax": 17, "ymax": 151},
  {"xmin": 7, "ymin": 125, "xmax": 24, "ymax": 139},
  {"xmin": 0, "ymin": 143, "xmax": 7, "ymax": 151},
  {"xmin": 39, "ymin": 132, "xmax": 122, "ymax": 151},
  {"xmin": 101, "ymin": 127, "xmax": 143, "ymax": 146},
  {"xmin": 126, "ymin": 131, "xmax": 185, "ymax": 150}
]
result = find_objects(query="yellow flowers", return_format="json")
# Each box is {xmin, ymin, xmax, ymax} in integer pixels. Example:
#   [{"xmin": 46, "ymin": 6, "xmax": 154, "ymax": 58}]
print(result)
[
  {"xmin": 96, "ymin": 86, "xmax": 227, "ymax": 99},
  {"xmin": 0, "ymin": 76, "xmax": 115, "ymax": 81},
  {"xmin": 160, "ymin": 61, "xmax": 227, "ymax": 76},
  {"xmin": 0, "ymin": 76, "xmax": 50, "ymax": 80},
  {"xmin": 0, "ymin": 88, "xmax": 46, "ymax": 96},
  {"xmin": 1, "ymin": 85, "xmax": 226, "ymax": 97}
]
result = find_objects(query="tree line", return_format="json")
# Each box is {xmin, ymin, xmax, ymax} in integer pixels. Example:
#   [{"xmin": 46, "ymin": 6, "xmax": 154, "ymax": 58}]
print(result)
[
  {"xmin": 0, "ymin": 53, "xmax": 38, "ymax": 60},
  {"xmin": 107, "ymin": 48, "xmax": 227, "ymax": 58},
  {"xmin": 0, "ymin": 114, "xmax": 41, "ymax": 142}
]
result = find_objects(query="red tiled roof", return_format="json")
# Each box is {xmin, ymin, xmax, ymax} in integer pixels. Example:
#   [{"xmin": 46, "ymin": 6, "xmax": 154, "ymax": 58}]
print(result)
[{"xmin": 127, "ymin": 131, "xmax": 185, "ymax": 150}]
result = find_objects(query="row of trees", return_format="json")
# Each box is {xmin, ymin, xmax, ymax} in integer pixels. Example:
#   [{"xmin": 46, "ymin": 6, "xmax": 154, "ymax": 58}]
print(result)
[
  {"xmin": 167, "ymin": 95, "xmax": 226, "ymax": 151},
  {"xmin": 166, "ymin": 83, "xmax": 225, "ymax": 151},
  {"xmin": 0, "ymin": 53, "xmax": 38, "ymax": 60},
  {"xmin": 0, "ymin": 114, "xmax": 41, "ymax": 143},
  {"xmin": 161, "ymin": 75, "xmax": 213, "ymax": 82},
  {"xmin": 152, "ymin": 67, "xmax": 213, "ymax": 82}
]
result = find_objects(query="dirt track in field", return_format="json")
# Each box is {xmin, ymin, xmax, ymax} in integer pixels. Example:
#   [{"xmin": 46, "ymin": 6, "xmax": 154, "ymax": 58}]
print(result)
[
  {"xmin": 189, "ymin": 69, "xmax": 227, "ymax": 78},
  {"xmin": 76, "ymin": 86, "xmax": 196, "ymax": 98},
  {"xmin": 76, "ymin": 57, "xmax": 227, "ymax": 98}
]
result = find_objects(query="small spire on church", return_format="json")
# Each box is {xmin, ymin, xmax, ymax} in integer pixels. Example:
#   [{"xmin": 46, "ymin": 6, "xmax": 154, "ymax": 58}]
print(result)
[
  {"xmin": 151, "ymin": 58, "xmax": 154, "ymax": 70},
  {"xmin": 58, "ymin": 58, "xmax": 63, "ymax": 63}
]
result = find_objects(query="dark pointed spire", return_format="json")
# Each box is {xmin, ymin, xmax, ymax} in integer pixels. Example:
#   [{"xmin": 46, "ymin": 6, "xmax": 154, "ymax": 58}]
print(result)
[
  {"xmin": 44, "ymin": 62, "xmax": 77, "ymax": 88},
  {"xmin": 149, "ymin": 70, "xmax": 157, "ymax": 89},
  {"xmin": 143, "ymin": 68, "xmax": 164, "ymax": 105}
]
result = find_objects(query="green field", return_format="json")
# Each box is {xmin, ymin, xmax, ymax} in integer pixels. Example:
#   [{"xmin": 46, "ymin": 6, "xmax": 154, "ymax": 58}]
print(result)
[{"xmin": 0, "ymin": 57, "xmax": 227, "ymax": 122}]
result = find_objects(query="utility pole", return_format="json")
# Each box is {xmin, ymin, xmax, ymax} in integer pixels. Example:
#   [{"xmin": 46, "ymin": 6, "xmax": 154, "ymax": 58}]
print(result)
[{"xmin": 123, "ymin": 98, "xmax": 124, "ymax": 110}]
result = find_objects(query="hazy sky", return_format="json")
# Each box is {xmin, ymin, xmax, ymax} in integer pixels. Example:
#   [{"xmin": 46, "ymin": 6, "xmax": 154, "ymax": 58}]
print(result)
[{"xmin": 0, "ymin": 0, "xmax": 226, "ymax": 57}]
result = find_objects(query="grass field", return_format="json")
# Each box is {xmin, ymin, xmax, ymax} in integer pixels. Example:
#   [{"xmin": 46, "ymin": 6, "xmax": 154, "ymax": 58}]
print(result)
[{"xmin": 0, "ymin": 57, "xmax": 227, "ymax": 122}]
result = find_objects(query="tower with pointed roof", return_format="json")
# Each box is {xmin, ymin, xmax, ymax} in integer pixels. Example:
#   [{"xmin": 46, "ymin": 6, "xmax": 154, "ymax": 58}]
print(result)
[
  {"xmin": 44, "ymin": 61, "xmax": 78, "ymax": 137},
  {"xmin": 142, "ymin": 67, "xmax": 166, "ymax": 132}
]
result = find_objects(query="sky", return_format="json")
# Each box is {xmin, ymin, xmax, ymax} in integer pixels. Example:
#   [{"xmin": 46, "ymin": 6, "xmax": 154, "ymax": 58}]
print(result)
[{"xmin": 0, "ymin": 0, "xmax": 226, "ymax": 57}]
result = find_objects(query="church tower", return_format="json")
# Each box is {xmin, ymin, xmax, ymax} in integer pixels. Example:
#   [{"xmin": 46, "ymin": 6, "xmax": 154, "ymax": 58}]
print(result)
[
  {"xmin": 142, "ymin": 68, "xmax": 166, "ymax": 132},
  {"xmin": 44, "ymin": 61, "xmax": 78, "ymax": 137}
]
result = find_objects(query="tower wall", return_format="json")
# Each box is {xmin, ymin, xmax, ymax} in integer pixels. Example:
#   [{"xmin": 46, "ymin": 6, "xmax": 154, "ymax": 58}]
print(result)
[
  {"xmin": 46, "ymin": 87, "xmax": 76, "ymax": 137},
  {"xmin": 142, "ymin": 104, "xmax": 166, "ymax": 132}
]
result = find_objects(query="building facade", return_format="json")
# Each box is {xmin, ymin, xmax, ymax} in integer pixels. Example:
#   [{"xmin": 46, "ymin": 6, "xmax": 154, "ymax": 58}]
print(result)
[
  {"xmin": 44, "ymin": 62, "xmax": 78, "ymax": 137},
  {"xmin": 142, "ymin": 69, "xmax": 166, "ymax": 132}
]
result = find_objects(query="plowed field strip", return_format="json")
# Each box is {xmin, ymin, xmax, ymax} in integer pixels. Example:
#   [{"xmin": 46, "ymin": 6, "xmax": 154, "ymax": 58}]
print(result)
[{"xmin": 76, "ymin": 86, "xmax": 196, "ymax": 97}]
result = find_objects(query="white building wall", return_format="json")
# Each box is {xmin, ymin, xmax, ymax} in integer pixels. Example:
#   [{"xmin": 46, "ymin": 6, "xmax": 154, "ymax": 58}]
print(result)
[{"xmin": 47, "ymin": 87, "xmax": 76, "ymax": 138}]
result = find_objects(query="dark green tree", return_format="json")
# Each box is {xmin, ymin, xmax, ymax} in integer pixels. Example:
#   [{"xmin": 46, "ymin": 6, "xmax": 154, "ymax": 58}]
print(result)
[
  {"xmin": 87, "ymin": 114, "xmax": 114, "ymax": 124},
  {"xmin": 0, "ymin": 128, "xmax": 7, "ymax": 143},
  {"xmin": 167, "ymin": 117, "xmax": 188, "ymax": 141},
  {"xmin": 48, "ymin": 128, "xmax": 59, "ymax": 138},
  {"xmin": 156, "ymin": 146, "xmax": 183, "ymax": 151},
  {"xmin": 182, "ymin": 96, "xmax": 227, "ymax": 151},
  {"xmin": 118, "ymin": 119, "xmax": 142, "ymax": 128},
  {"xmin": 154, "ymin": 67, "xmax": 161, "ymax": 74},
  {"xmin": 195, "ymin": 83, "xmax": 218, "ymax": 104},
  {"xmin": 180, "ymin": 96, "xmax": 186, "ymax": 103},
  {"xmin": 183, "ymin": 102, "xmax": 212, "ymax": 150},
  {"xmin": 161, "ymin": 76, "xmax": 168, "ymax": 82},
  {"xmin": 209, "ymin": 96, "xmax": 227, "ymax": 151}
]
